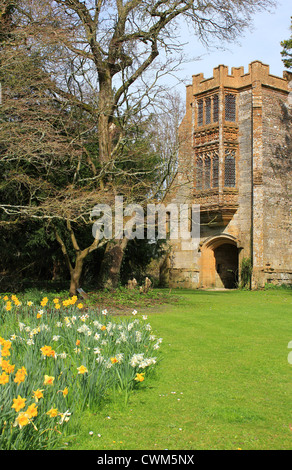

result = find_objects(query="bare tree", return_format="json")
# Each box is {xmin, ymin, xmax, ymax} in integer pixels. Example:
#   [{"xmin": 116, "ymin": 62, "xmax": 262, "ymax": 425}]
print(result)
[
  {"xmin": 0, "ymin": 0, "xmax": 277, "ymax": 292},
  {"xmin": 12, "ymin": 0, "xmax": 276, "ymax": 162}
]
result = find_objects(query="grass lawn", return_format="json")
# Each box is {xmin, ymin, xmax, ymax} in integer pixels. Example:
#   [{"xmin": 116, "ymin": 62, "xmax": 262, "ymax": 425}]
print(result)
[{"xmin": 66, "ymin": 288, "xmax": 292, "ymax": 451}]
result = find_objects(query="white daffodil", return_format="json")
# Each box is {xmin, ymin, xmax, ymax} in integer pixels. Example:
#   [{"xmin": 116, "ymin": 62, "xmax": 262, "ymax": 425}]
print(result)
[{"xmin": 135, "ymin": 331, "xmax": 142, "ymax": 342}]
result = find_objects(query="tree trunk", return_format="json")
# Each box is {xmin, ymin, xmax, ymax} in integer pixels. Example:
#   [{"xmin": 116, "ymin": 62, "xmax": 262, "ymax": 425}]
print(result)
[
  {"xmin": 98, "ymin": 113, "xmax": 112, "ymax": 165},
  {"xmin": 54, "ymin": 222, "xmax": 100, "ymax": 297},
  {"xmin": 69, "ymin": 254, "xmax": 84, "ymax": 297},
  {"xmin": 98, "ymin": 71, "xmax": 114, "ymax": 164},
  {"xmin": 97, "ymin": 237, "xmax": 128, "ymax": 290},
  {"xmin": 159, "ymin": 253, "xmax": 170, "ymax": 287}
]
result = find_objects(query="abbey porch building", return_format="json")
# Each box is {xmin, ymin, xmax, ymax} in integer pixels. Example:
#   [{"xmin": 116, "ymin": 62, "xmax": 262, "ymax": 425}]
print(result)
[{"xmin": 166, "ymin": 61, "xmax": 292, "ymax": 289}]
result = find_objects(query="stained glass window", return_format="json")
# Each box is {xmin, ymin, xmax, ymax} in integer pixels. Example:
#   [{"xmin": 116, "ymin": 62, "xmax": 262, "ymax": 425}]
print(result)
[
  {"xmin": 224, "ymin": 150, "xmax": 236, "ymax": 187},
  {"xmin": 225, "ymin": 94, "xmax": 236, "ymax": 122}
]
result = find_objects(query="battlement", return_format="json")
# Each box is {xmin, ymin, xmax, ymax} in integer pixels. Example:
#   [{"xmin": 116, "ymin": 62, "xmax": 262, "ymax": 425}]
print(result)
[{"xmin": 191, "ymin": 61, "xmax": 291, "ymax": 95}]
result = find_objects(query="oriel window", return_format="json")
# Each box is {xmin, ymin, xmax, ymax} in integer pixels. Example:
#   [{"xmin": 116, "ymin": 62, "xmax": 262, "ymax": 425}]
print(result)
[
  {"xmin": 197, "ymin": 99, "xmax": 204, "ymax": 126},
  {"xmin": 196, "ymin": 157, "xmax": 203, "ymax": 190},
  {"xmin": 213, "ymin": 94, "xmax": 219, "ymax": 123},
  {"xmin": 205, "ymin": 97, "xmax": 211, "ymax": 124},
  {"xmin": 212, "ymin": 153, "xmax": 219, "ymax": 188},
  {"xmin": 224, "ymin": 149, "xmax": 236, "ymax": 187},
  {"xmin": 225, "ymin": 94, "xmax": 236, "ymax": 122},
  {"xmin": 204, "ymin": 155, "xmax": 211, "ymax": 189}
]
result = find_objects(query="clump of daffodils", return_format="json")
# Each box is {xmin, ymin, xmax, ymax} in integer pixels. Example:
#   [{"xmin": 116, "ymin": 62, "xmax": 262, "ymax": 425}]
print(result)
[{"xmin": 0, "ymin": 294, "xmax": 162, "ymax": 450}]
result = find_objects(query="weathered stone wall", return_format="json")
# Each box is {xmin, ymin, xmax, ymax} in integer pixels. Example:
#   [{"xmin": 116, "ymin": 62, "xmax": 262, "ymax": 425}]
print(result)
[
  {"xmin": 230, "ymin": 89, "xmax": 253, "ymax": 262},
  {"xmin": 261, "ymin": 88, "xmax": 292, "ymax": 284}
]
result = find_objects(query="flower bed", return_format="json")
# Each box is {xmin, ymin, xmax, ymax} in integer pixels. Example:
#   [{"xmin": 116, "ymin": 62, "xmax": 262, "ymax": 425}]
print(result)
[{"xmin": 0, "ymin": 294, "xmax": 162, "ymax": 450}]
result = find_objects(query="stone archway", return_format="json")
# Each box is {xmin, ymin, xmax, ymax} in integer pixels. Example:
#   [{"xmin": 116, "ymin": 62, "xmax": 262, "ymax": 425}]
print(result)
[
  {"xmin": 199, "ymin": 235, "xmax": 239, "ymax": 288},
  {"xmin": 214, "ymin": 243, "xmax": 238, "ymax": 288}
]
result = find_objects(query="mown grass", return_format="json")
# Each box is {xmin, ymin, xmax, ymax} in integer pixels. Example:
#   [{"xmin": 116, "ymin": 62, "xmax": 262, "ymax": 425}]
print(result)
[{"xmin": 65, "ymin": 288, "xmax": 292, "ymax": 450}]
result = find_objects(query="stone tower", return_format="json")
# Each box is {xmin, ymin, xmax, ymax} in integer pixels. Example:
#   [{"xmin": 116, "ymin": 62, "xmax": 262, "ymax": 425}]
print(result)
[{"xmin": 167, "ymin": 61, "xmax": 292, "ymax": 289}]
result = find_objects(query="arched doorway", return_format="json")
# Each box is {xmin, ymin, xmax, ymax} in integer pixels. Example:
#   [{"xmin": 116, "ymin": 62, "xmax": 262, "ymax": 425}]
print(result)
[
  {"xmin": 199, "ymin": 235, "xmax": 239, "ymax": 288},
  {"xmin": 214, "ymin": 243, "xmax": 238, "ymax": 288}
]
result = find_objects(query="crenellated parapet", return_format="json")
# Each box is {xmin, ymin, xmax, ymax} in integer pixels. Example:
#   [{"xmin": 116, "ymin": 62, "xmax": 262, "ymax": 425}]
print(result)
[{"xmin": 191, "ymin": 61, "xmax": 290, "ymax": 95}]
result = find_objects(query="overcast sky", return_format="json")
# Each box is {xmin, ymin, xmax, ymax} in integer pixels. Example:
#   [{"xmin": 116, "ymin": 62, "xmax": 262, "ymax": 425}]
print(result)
[{"xmin": 165, "ymin": 1, "xmax": 291, "ymax": 97}]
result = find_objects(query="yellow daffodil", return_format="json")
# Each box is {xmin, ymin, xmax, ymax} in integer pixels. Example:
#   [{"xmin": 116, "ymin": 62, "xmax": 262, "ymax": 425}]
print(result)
[
  {"xmin": 77, "ymin": 365, "xmax": 88, "ymax": 374},
  {"xmin": 1, "ymin": 346, "xmax": 11, "ymax": 357},
  {"xmin": 32, "ymin": 389, "xmax": 44, "ymax": 402},
  {"xmin": 40, "ymin": 345, "xmax": 56, "ymax": 358},
  {"xmin": 12, "ymin": 395, "xmax": 26, "ymax": 413},
  {"xmin": 11, "ymin": 295, "xmax": 21, "ymax": 306},
  {"xmin": 14, "ymin": 373, "xmax": 26, "ymax": 385},
  {"xmin": 77, "ymin": 303, "xmax": 83, "ymax": 309},
  {"xmin": 26, "ymin": 403, "xmax": 38, "ymax": 418},
  {"xmin": 14, "ymin": 412, "xmax": 30, "ymax": 428},
  {"xmin": 134, "ymin": 372, "xmax": 145, "ymax": 382},
  {"xmin": 0, "ymin": 372, "xmax": 9, "ymax": 385},
  {"xmin": 0, "ymin": 338, "xmax": 11, "ymax": 357},
  {"xmin": 14, "ymin": 367, "xmax": 27, "ymax": 385},
  {"xmin": 60, "ymin": 387, "xmax": 68, "ymax": 397},
  {"xmin": 110, "ymin": 357, "xmax": 119, "ymax": 364},
  {"xmin": 44, "ymin": 375, "xmax": 55, "ymax": 386},
  {"xmin": 6, "ymin": 363, "xmax": 15, "ymax": 374},
  {"xmin": 47, "ymin": 408, "xmax": 58, "ymax": 418},
  {"xmin": 1, "ymin": 359, "xmax": 15, "ymax": 374}
]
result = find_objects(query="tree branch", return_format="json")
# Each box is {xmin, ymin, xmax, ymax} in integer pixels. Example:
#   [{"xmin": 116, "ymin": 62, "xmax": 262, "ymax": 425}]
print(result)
[{"xmin": 54, "ymin": 227, "xmax": 73, "ymax": 273}]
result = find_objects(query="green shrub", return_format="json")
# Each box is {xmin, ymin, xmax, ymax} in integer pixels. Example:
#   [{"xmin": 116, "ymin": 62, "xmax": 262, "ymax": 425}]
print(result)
[{"xmin": 239, "ymin": 257, "xmax": 253, "ymax": 289}]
